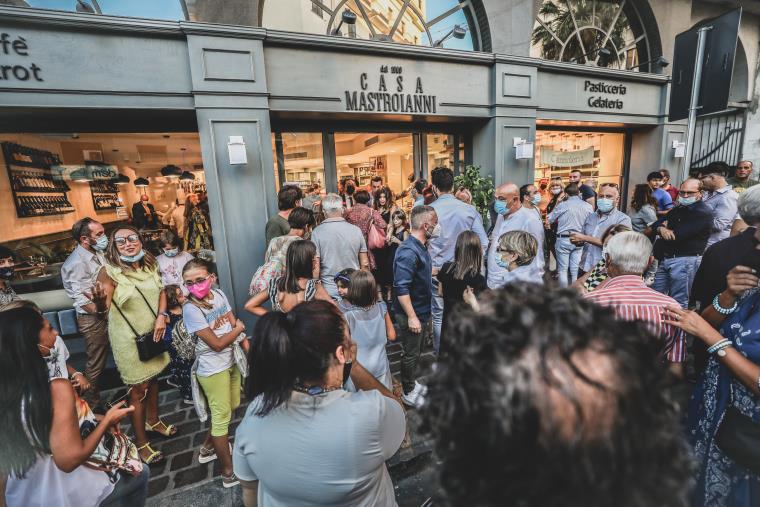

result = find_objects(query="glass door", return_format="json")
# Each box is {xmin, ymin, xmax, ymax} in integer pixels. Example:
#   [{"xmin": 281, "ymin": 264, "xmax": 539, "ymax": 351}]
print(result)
[{"xmin": 334, "ymin": 133, "xmax": 415, "ymax": 197}]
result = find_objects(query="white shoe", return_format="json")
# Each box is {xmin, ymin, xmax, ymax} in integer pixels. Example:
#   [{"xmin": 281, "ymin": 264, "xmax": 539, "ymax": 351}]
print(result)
[{"xmin": 401, "ymin": 381, "xmax": 427, "ymax": 408}]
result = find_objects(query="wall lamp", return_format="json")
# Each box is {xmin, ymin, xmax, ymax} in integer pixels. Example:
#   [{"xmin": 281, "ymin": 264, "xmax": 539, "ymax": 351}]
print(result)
[
  {"xmin": 629, "ymin": 56, "xmax": 670, "ymax": 71},
  {"xmin": 332, "ymin": 9, "xmax": 357, "ymax": 36},
  {"xmin": 570, "ymin": 47, "xmax": 612, "ymax": 66},
  {"xmin": 433, "ymin": 25, "xmax": 467, "ymax": 47}
]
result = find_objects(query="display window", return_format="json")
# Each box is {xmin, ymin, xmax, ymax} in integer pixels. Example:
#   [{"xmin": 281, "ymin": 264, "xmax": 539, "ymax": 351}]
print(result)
[
  {"xmin": 335, "ymin": 132, "xmax": 414, "ymax": 196},
  {"xmin": 0, "ymin": 132, "xmax": 213, "ymax": 298}
]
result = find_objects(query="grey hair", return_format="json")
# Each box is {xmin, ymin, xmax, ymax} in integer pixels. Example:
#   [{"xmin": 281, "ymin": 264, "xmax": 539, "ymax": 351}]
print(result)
[
  {"xmin": 320, "ymin": 193, "xmax": 344, "ymax": 217},
  {"xmin": 410, "ymin": 205, "xmax": 436, "ymax": 231},
  {"xmin": 738, "ymin": 185, "xmax": 760, "ymax": 226},
  {"xmin": 498, "ymin": 230, "xmax": 537, "ymax": 267},
  {"xmin": 605, "ymin": 231, "xmax": 652, "ymax": 275}
]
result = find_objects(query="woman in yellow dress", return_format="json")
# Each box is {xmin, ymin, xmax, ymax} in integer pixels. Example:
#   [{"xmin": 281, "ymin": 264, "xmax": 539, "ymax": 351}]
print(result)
[{"xmin": 91, "ymin": 226, "xmax": 177, "ymax": 464}]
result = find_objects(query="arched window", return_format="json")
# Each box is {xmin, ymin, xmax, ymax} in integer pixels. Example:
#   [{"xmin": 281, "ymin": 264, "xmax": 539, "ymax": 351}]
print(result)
[
  {"xmin": 261, "ymin": 0, "xmax": 490, "ymax": 52},
  {"xmin": 531, "ymin": 0, "xmax": 662, "ymax": 72}
]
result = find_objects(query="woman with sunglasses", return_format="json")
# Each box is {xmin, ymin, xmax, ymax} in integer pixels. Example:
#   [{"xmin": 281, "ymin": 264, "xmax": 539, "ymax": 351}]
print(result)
[
  {"xmin": 90, "ymin": 226, "xmax": 175, "ymax": 464},
  {"xmin": 244, "ymin": 240, "xmax": 333, "ymax": 316}
]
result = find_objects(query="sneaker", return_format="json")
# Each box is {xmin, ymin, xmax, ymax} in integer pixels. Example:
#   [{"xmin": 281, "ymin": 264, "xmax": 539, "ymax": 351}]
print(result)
[
  {"xmin": 401, "ymin": 381, "xmax": 426, "ymax": 408},
  {"xmin": 222, "ymin": 473, "xmax": 240, "ymax": 488},
  {"xmin": 198, "ymin": 445, "xmax": 217, "ymax": 464}
]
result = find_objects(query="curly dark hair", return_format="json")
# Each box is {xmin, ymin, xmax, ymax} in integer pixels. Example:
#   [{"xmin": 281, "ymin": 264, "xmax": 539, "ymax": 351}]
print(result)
[{"xmin": 422, "ymin": 284, "xmax": 692, "ymax": 507}]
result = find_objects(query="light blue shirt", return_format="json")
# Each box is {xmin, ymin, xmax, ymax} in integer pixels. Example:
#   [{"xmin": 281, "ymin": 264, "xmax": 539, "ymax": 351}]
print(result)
[
  {"xmin": 702, "ymin": 185, "xmax": 739, "ymax": 248},
  {"xmin": 487, "ymin": 207, "xmax": 545, "ymax": 289},
  {"xmin": 580, "ymin": 208, "xmax": 632, "ymax": 272},
  {"xmin": 547, "ymin": 196, "xmax": 594, "ymax": 235},
  {"xmin": 427, "ymin": 194, "xmax": 488, "ymax": 269}
]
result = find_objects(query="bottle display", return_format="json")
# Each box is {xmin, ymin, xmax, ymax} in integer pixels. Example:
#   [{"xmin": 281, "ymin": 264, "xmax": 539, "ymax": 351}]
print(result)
[{"xmin": 89, "ymin": 180, "xmax": 120, "ymax": 211}]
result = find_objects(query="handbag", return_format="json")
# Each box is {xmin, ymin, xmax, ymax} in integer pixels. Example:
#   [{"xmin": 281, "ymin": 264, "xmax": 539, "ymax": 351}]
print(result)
[
  {"xmin": 366, "ymin": 212, "xmax": 386, "ymax": 250},
  {"xmin": 715, "ymin": 405, "xmax": 760, "ymax": 475},
  {"xmin": 86, "ymin": 429, "xmax": 144, "ymax": 476},
  {"xmin": 112, "ymin": 286, "xmax": 167, "ymax": 362}
]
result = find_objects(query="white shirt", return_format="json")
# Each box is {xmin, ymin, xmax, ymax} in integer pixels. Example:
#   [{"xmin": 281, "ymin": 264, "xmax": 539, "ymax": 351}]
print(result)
[
  {"xmin": 183, "ymin": 289, "xmax": 235, "ymax": 377},
  {"xmin": 156, "ymin": 251, "xmax": 194, "ymax": 288},
  {"xmin": 500, "ymin": 263, "xmax": 545, "ymax": 287},
  {"xmin": 60, "ymin": 245, "xmax": 105, "ymax": 314},
  {"xmin": 487, "ymin": 207, "xmax": 545, "ymax": 289}
]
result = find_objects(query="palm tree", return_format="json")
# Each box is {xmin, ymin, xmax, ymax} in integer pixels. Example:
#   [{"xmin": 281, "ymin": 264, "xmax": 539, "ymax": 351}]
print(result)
[{"xmin": 532, "ymin": 0, "xmax": 633, "ymax": 68}]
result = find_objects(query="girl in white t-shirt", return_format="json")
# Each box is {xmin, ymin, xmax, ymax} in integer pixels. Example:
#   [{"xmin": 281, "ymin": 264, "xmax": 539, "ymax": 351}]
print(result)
[
  {"xmin": 156, "ymin": 230, "xmax": 194, "ymax": 288},
  {"xmin": 182, "ymin": 258, "xmax": 248, "ymax": 489}
]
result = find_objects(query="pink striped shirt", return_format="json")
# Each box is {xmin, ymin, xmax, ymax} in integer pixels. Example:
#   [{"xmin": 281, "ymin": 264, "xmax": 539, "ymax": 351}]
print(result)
[{"xmin": 584, "ymin": 275, "xmax": 686, "ymax": 362}]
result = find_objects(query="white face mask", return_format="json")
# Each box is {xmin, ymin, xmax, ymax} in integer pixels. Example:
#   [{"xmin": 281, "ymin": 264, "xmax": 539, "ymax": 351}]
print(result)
[
  {"xmin": 428, "ymin": 223, "xmax": 442, "ymax": 239},
  {"xmin": 39, "ymin": 336, "xmax": 68, "ymax": 381}
]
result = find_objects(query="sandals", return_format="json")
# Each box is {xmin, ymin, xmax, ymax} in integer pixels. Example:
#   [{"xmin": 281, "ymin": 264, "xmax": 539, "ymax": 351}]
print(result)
[
  {"xmin": 137, "ymin": 443, "xmax": 164, "ymax": 464},
  {"xmin": 145, "ymin": 419, "xmax": 178, "ymax": 437}
]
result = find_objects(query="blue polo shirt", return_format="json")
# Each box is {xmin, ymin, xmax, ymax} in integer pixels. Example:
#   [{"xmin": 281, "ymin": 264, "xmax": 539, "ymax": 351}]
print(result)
[
  {"xmin": 393, "ymin": 235, "xmax": 433, "ymax": 322},
  {"xmin": 652, "ymin": 188, "xmax": 674, "ymax": 212}
]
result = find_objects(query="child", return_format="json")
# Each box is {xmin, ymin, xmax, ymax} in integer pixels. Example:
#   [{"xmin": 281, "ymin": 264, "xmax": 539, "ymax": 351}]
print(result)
[
  {"xmin": 163, "ymin": 284, "xmax": 193, "ymax": 404},
  {"xmin": 156, "ymin": 229, "xmax": 194, "ymax": 288},
  {"xmin": 338, "ymin": 270, "xmax": 396, "ymax": 389},
  {"xmin": 181, "ymin": 259, "xmax": 248, "ymax": 488},
  {"xmin": 333, "ymin": 268, "xmax": 356, "ymax": 301}
]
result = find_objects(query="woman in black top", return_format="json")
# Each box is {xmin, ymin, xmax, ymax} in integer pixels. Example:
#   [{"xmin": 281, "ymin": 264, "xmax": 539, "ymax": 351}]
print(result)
[{"xmin": 436, "ymin": 230, "xmax": 487, "ymax": 356}]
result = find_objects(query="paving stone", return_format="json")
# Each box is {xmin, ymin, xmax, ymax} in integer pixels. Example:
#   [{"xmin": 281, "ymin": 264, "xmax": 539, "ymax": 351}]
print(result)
[
  {"xmin": 157, "ymin": 435, "xmax": 192, "ymax": 455},
  {"xmin": 164, "ymin": 409, "xmax": 189, "ymax": 425},
  {"xmin": 147, "ymin": 475, "xmax": 170, "ymax": 497},
  {"xmin": 173, "ymin": 462, "xmax": 210, "ymax": 488},
  {"xmin": 170, "ymin": 449, "xmax": 196, "ymax": 471},
  {"xmin": 193, "ymin": 430, "xmax": 209, "ymax": 446},
  {"xmin": 176, "ymin": 419, "xmax": 201, "ymax": 435},
  {"xmin": 148, "ymin": 457, "xmax": 168, "ymax": 476}
]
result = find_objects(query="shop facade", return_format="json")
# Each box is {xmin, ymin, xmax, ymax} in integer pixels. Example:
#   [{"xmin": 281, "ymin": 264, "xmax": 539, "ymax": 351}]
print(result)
[{"xmin": 0, "ymin": 4, "xmax": 680, "ymax": 320}]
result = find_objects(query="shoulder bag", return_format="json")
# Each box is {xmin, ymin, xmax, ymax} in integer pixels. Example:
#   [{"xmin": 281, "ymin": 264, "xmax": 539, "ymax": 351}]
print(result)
[
  {"xmin": 366, "ymin": 211, "xmax": 386, "ymax": 250},
  {"xmin": 715, "ymin": 390, "xmax": 760, "ymax": 475},
  {"xmin": 112, "ymin": 286, "xmax": 167, "ymax": 361}
]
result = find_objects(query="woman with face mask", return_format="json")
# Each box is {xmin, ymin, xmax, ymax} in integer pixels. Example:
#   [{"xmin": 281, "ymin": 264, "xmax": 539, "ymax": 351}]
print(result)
[
  {"xmin": 89, "ymin": 226, "xmax": 175, "ymax": 465},
  {"xmin": 0, "ymin": 245, "xmax": 19, "ymax": 308},
  {"xmin": 495, "ymin": 230, "xmax": 542, "ymax": 287},
  {"xmin": 233, "ymin": 300, "xmax": 404, "ymax": 507},
  {"xmin": 0, "ymin": 305, "xmax": 146, "ymax": 507}
]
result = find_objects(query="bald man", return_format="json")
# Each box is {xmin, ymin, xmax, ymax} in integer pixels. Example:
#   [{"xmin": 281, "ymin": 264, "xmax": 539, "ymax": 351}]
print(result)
[
  {"xmin": 727, "ymin": 160, "xmax": 759, "ymax": 193},
  {"xmin": 487, "ymin": 182, "xmax": 545, "ymax": 288}
]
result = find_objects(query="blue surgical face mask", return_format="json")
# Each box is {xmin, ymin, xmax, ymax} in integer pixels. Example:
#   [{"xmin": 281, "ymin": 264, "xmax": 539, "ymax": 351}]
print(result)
[
  {"xmin": 93, "ymin": 235, "xmax": 108, "ymax": 252},
  {"xmin": 120, "ymin": 250, "xmax": 145, "ymax": 263},
  {"xmin": 679, "ymin": 196, "xmax": 698, "ymax": 206},
  {"xmin": 163, "ymin": 248, "xmax": 179, "ymax": 258},
  {"xmin": 597, "ymin": 198, "xmax": 614, "ymax": 213},
  {"xmin": 531, "ymin": 193, "xmax": 542, "ymax": 206},
  {"xmin": 494, "ymin": 200, "xmax": 508, "ymax": 216}
]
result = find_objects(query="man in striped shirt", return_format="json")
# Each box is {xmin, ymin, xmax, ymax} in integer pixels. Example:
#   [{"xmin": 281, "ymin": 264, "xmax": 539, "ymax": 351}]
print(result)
[{"xmin": 584, "ymin": 231, "xmax": 685, "ymax": 365}]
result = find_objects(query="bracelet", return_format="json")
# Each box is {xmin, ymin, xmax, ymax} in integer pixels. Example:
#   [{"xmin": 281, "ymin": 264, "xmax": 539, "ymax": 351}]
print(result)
[
  {"xmin": 707, "ymin": 339, "xmax": 732, "ymax": 355},
  {"xmin": 712, "ymin": 294, "xmax": 738, "ymax": 315},
  {"xmin": 72, "ymin": 371, "xmax": 84, "ymax": 379}
]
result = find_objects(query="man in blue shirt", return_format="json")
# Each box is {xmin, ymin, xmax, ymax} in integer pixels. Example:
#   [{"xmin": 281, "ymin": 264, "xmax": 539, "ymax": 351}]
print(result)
[
  {"xmin": 394, "ymin": 205, "xmax": 437, "ymax": 408},
  {"xmin": 647, "ymin": 171, "xmax": 674, "ymax": 216},
  {"xmin": 428, "ymin": 167, "xmax": 488, "ymax": 354},
  {"xmin": 548, "ymin": 183, "xmax": 593, "ymax": 286}
]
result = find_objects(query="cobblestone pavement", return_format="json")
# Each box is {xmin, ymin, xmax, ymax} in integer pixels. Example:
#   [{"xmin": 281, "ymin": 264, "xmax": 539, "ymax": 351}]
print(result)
[{"xmin": 100, "ymin": 342, "xmax": 437, "ymax": 506}]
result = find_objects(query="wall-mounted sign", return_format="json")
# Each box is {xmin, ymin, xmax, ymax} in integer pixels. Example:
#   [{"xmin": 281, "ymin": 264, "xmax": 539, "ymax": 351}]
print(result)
[
  {"xmin": 0, "ymin": 32, "xmax": 43, "ymax": 82},
  {"xmin": 52, "ymin": 164, "xmax": 120, "ymax": 181},
  {"xmin": 345, "ymin": 65, "xmax": 437, "ymax": 114},
  {"xmin": 540, "ymin": 146, "xmax": 595, "ymax": 167},
  {"xmin": 584, "ymin": 80, "xmax": 625, "ymax": 110}
]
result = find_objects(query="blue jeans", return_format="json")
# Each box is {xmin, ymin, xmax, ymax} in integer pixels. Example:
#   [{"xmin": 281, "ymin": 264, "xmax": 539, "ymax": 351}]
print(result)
[
  {"xmin": 555, "ymin": 237, "xmax": 582, "ymax": 287},
  {"xmin": 431, "ymin": 277, "xmax": 443, "ymax": 355},
  {"xmin": 651, "ymin": 255, "xmax": 701, "ymax": 308},
  {"xmin": 100, "ymin": 467, "xmax": 150, "ymax": 507}
]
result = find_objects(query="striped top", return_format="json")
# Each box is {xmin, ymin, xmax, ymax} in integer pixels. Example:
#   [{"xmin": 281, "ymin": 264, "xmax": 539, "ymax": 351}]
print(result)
[{"xmin": 584, "ymin": 275, "xmax": 686, "ymax": 362}]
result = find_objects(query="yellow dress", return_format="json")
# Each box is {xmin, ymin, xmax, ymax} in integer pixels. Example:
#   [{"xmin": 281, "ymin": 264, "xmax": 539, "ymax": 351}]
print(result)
[{"xmin": 105, "ymin": 264, "xmax": 170, "ymax": 385}]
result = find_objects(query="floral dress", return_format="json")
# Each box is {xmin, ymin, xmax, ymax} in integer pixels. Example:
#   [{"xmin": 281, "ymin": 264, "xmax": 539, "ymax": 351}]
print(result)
[
  {"xmin": 344, "ymin": 203, "xmax": 387, "ymax": 270},
  {"xmin": 687, "ymin": 289, "xmax": 760, "ymax": 507},
  {"xmin": 184, "ymin": 206, "xmax": 213, "ymax": 252}
]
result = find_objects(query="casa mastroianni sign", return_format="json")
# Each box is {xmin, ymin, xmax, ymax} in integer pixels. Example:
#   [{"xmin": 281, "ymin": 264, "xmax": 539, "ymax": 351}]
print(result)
[
  {"xmin": 0, "ymin": 32, "xmax": 43, "ymax": 82},
  {"xmin": 585, "ymin": 80, "xmax": 625, "ymax": 109},
  {"xmin": 345, "ymin": 65, "xmax": 437, "ymax": 114}
]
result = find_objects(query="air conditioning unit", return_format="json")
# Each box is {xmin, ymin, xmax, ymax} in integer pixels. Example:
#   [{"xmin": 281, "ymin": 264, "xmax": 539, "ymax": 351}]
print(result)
[{"xmin": 83, "ymin": 150, "xmax": 103, "ymax": 162}]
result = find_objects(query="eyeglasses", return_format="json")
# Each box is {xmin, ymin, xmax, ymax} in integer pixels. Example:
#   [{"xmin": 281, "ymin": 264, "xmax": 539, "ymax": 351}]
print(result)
[
  {"xmin": 113, "ymin": 234, "xmax": 141, "ymax": 246},
  {"xmin": 184, "ymin": 275, "xmax": 211, "ymax": 287}
]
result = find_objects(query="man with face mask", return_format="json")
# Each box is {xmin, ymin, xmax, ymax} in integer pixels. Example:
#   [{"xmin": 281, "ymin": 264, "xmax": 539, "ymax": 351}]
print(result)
[
  {"xmin": 60, "ymin": 217, "xmax": 110, "ymax": 408},
  {"xmin": 649, "ymin": 178, "xmax": 713, "ymax": 308},
  {"xmin": 131, "ymin": 193, "xmax": 159, "ymax": 230},
  {"xmin": 520, "ymin": 183, "xmax": 543, "ymax": 221},
  {"xmin": 487, "ymin": 183, "xmax": 545, "ymax": 289},
  {"xmin": 0, "ymin": 245, "xmax": 19, "ymax": 308},
  {"xmin": 571, "ymin": 183, "xmax": 632, "ymax": 275},
  {"xmin": 393, "ymin": 205, "xmax": 437, "ymax": 408}
]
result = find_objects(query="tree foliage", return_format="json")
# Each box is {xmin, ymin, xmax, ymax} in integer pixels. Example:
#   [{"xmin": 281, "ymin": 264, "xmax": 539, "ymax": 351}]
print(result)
[{"xmin": 453, "ymin": 165, "xmax": 494, "ymax": 225}]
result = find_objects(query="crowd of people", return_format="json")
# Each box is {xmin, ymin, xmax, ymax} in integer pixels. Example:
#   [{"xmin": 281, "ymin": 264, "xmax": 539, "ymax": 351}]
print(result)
[{"xmin": 2, "ymin": 158, "xmax": 760, "ymax": 506}]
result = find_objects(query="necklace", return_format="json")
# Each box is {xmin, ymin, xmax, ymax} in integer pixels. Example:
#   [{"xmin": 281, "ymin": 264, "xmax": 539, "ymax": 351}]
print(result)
[{"xmin": 293, "ymin": 383, "xmax": 343, "ymax": 396}]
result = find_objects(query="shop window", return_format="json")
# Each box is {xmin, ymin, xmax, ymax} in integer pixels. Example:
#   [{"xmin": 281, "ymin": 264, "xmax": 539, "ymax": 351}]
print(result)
[
  {"xmin": 261, "ymin": 0, "xmax": 484, "ymax": 51},
  {"xmin": 531, "ymin": 0, "xmax": 658, "ymax": 72},
  {"xmin": 273, "ymin": 133, "xmax": 325, "ymax": 194},
  {"xmin": 0, "ymin": 132, "xmax": 214, "ymax": 296},
  {"xmin": 334, "ymin": 133, "xmax": 413, "ymax": 198},
  {"xmin": 533, "ymin": 130, "xmax": 624, "ymax": 191},
  {"xmin": 426, "ymin": 134, "xmax": 454, "ymax": 171}
]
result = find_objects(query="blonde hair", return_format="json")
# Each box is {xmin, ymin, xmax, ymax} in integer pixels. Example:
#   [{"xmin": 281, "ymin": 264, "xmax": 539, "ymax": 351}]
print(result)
[
  {"xmin": 498, "ymin": 231, "xmax": 537, "ymax": 267},
  {"xmin": 104, "ymin": 226, "xmax": 157, "ymax": 272}
]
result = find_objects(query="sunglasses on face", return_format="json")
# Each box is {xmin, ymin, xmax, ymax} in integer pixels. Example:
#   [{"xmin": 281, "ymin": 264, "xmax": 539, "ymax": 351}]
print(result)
[{"xmin": 113, "ymin": 234, "xmax": 141, "ymax": 246}]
